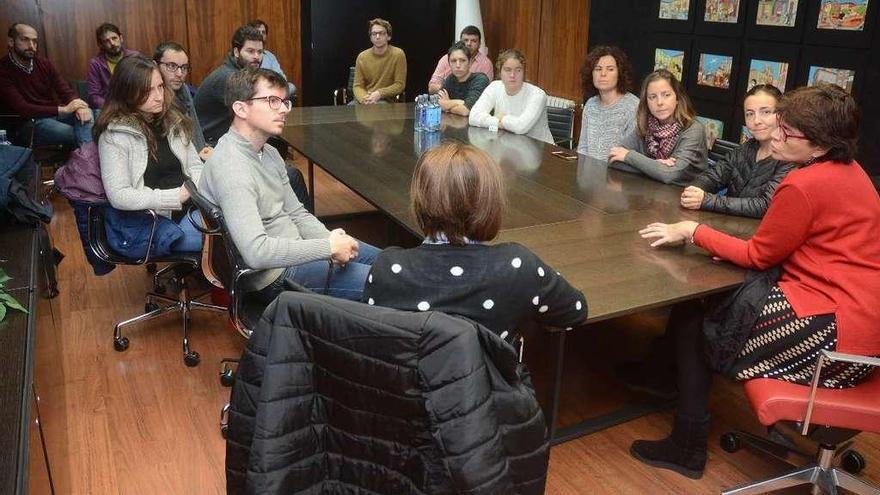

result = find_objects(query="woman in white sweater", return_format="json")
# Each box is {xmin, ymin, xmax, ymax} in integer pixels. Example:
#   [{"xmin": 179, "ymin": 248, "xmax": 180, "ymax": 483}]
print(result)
[
  {"xmin": 96, "ymin": 55, "xmax": 203, "ymax": 252},
  {"xmin": 469, "ymin": 49, "xmax": 554, "ymax": 144}
]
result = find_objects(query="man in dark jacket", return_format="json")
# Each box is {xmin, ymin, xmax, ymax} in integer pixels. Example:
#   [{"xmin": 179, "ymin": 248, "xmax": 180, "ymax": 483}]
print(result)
[
  {"xmin": 193, "ymin": 24, "xmax": 264, "ymax": 146},
  {"xmin": 226, "ymin": 292, "xmax": 550, "ymax": 495}
]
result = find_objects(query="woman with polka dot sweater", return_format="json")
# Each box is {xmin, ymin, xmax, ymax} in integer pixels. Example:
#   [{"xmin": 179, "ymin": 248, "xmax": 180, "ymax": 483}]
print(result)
[{"xmin": 362, "ymin": 141, "xmax": 587, "ymax": 341}]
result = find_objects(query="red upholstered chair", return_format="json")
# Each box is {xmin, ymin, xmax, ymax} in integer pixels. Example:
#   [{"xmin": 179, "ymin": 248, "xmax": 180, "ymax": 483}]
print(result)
[{"xmin": 721, "ymin": 350, "xmax": 880, "ymax": 495}]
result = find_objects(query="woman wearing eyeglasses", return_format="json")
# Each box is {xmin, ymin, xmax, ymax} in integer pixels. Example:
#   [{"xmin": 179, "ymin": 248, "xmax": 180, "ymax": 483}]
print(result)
[
  {"xmin": 631, "ymin": 84, "xmax": 880, "ymax": 479},
  {"xmin": 97, "ymin": 55, "xmax": 204, "ymax": 253},
  {"xmin": 680, "ymin": 84, "xmax": 794, "ymax": 218}
]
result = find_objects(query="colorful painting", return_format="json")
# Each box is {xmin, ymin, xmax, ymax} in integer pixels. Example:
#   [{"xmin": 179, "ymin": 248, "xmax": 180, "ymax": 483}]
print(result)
[
  {"xmin": 705, "ymin": 0, "xmax": 741, "ymax": 23},
  {"xmin": 747, "ymin": 59, "xmax": 789, "ymax": 91},
  {"xmin": 655, "ymin": 49, "xmax": 686, "ymax": 81},
  {"xmin": 659, "ymin": 0, "xmax": 691, "ymax": 20},
  {"xmin": 755, "ymin": 0, "xmax": 798, "ymax": 27},
  {"xmin": 740, "ymin": 126, "xmax": 753, "ymax": 144},
  {"xmin": 817, "ymin": 0, "xmax": 868, "ymax": 31},
  {"xmin": 697, "ymin": 53, "xmax": 733, "ymax": 89},
  {"xmin": 808, "ymin": 66, "xmax": 855, "ymax": 93},
  {"xmin": 697, "ymin": 116, "xmax": 725, "ymax": 147}
]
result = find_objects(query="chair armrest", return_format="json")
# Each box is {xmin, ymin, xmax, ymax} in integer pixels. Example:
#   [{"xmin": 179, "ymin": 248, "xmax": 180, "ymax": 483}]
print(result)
[{"xmin": 801, "ymin": 350, "xmax": 880, "ymax": 434}]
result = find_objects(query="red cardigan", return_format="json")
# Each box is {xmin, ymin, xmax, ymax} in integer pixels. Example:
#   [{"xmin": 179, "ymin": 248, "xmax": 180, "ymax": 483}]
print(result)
[
  {"xmin": 694, "ymin": 160, "xmax": 880, "ymax": 355},
  {"xmin": 0, "ymin": 55, "xmax": 76, "ymax": 118}
]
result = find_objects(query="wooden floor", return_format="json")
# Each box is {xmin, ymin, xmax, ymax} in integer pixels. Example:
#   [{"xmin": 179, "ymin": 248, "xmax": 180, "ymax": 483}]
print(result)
[{"xmin": 34, "ymin": 160, "xmax": 879, "ymax": 494}]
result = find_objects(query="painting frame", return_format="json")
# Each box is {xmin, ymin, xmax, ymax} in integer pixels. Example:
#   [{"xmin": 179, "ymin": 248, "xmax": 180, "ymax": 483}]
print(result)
[
  {"xmin": 689, "ymin": 37, "xmax": 740, "ymax": 102},
  {"xmin": 696, "ymin": 0, "xmax": 747, "ymax": 36},
  {"xmin": 736, "ymin": 41, "xmax": 800, "ymax": 103},
  {"xmin": 745, "ymin": 0, "xmax": 807, "ymax": 42},
  {"xmin": 804, "ymin": 0, "xmax": 876, "ymax": 48},
  {"xmin": 797, "ymin": 46, "xmax": 865, "ymax": 99},
  {"xmin": 691, "ymin": 97, "xmax": 735, "ymax": 142},
  {"xmin": 655, "ymin": 0, "xmax": 698, "ymax": 33},
  {"xmin": 650, "ymin": 34, "xmax": 693, "ymax": 87}
]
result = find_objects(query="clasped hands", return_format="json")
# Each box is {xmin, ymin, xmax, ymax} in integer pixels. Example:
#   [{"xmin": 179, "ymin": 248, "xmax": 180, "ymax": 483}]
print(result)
[
  {"xmin": 61, "ymin": 98, "xmax": 93, "ymax": 123},
  {"xmin": 329, "ymin": 228, "xmax": 359, "ymax": 264}
]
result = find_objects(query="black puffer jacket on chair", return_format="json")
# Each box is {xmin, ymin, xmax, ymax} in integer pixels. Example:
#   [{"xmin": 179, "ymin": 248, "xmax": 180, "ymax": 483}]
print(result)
[{"xmin": 225, "ymin": 291, "xmax": 549, "ymax": 495}]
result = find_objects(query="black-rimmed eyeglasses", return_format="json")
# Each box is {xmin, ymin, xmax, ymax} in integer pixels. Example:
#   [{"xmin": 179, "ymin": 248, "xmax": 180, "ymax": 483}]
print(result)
[{"xmin": 247, "ymin": 95, "xmax": 292, "ymax": 111}]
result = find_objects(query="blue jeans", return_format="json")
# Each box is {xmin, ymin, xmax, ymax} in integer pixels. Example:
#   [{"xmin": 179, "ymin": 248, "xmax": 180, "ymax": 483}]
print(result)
[
  {"xmin": 33, "ymin": 113, "xmax": 93, "ymax": 147},
  {"xmin": 256, "ymin": 241, "xmax": 380, "ymax": 303},
  {"xmin": 170, "ymin": 214, "xmax": 203, "ymax": 253}
]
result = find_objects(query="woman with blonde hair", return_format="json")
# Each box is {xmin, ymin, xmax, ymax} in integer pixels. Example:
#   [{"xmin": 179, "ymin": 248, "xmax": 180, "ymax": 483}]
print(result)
[
  {"xmin": 609, "ymin": 69, "xmax": 707, "ymax": 186},
  {"xmin": 362, "ymin": 141, "xmax": 586, "ymax": 341},
  {"xmin": 469, "ymin": 49, "xmax": 554, "ymax": 144}
]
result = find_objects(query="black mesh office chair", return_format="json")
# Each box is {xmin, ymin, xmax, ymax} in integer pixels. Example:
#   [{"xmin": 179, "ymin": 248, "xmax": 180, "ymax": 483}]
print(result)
[
  {"xmin": 87, "ymin": 205, "xmax": 226, "ymax": 366},
  {"xmin": 546, "ymin": 95, "xmax": 577, "ymax": 149},
  {"xmin": 708, "ymin": 138, "xmax": 738, "ymax": 166}
]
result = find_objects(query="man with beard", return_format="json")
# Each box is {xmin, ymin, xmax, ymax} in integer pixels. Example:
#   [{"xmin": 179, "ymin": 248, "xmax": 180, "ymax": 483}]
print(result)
[
  {"xmin": 194, "ymin": 24, "xmax": 264, "ymax": 146},
  {"xmin": 153, "ymin": 41, "xmax": 211, "ymax": 159},
  {"xmin": 0, "ymin": 23, "xmax": 93, "ymax": 146},
  {"xmin": 86, "ymin": 23, "xmax": 139, "ymax": 108}
]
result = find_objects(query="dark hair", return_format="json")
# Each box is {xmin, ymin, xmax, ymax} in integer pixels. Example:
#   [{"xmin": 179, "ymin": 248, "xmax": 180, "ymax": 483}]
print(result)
[
  {"xmin": 368, "ymin": 18, "xmax": 392, "ymax": 38},
  {"xmin": 225, "ymin": 67, "xmax": 288, "ymax": 108},
  {"xmin": 248, "ymin": 19, "xmax": 268, "ymax": 35},
  {"xmin": 153, "ymin": 41, "xmax": 187, "ymax": 63},
  {"xmin": 579, "ymin": 45, "xmax": 634, "ymax": 101},
  {"xmin": 8, "ymin": 22, "xmax": 33, "ymax": 39},
  {"xmin": 95, "ymin": 55, "xmax": 192, "ymax": 157},
  {"xmin": 635, "ymin": 69, "xmax": 696, "ymax": 137},
  {"xmin": 95, "ymin": 22, "xmax": 121, "ymax": 42},
  {"xmin": 460, "ymin": 25, "xmax": 481, "ymax": 42},
  {"xmin": 411, "ymin": 141, "xmax": 505, "ymax": 245},
  {"xmin": 231, "ymin": 25, "xmax": 263, "ymax": 51},
  {"xmin": 745, "ymin": 83, "xmax": 782, "ymax": 100},
  {"xmin": 495, "ymin": 48, "xmax": 526, "ymax": 76},
  {"xmin": 776, "ymin": 84, "xmax": 861, "ymax": 164},
  {"xmin": 447, "ymin": 40, "xmax": 470, "ymax": 60}
]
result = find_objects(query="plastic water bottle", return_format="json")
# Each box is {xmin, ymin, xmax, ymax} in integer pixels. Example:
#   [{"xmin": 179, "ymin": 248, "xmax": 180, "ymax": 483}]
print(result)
[
  {"xmin": 414, "ymin": 96, "xmax": 424, "ymax": 132},
  {"xmin": 428, "ymin": 95, "xmax": 441, "ymax": 132},
  {"xmin": 0, "ymin": 129, "xmax": 10, "ymax": 146}
]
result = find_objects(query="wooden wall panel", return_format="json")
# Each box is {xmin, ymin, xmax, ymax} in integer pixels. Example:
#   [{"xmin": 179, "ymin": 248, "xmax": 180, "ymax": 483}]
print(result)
[
  {"xmin": 184, "ymin": 0, "xmax": 250, "ymax": 84},
  {"xmin": 537, "ymin": 0, "xmax": 590, "ymax": 100},
  {"xmin": 250, "ymin": 0, "xmax": 302, "ymax": 101},
  {"xmin": 481, "ymin": 0, "xmax": 590, "ymax": 101},
  {"xmin": 0, "ymin": 0, "xmax": 41, "ymax": 45}
]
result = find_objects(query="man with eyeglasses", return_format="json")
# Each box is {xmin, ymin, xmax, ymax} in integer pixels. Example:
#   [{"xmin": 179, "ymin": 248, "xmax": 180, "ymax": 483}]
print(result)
[
  {"xmin": 153, "ymin": 41, "xmax": 210, "ymax": 159},
  {"xmin": 86, "ymin": 22, "xmax": 139, "ymax": 109},
  {"xmin": 353, "ymin": 18, "xmax": 406, "ymax": 104},
  {"xmin": 194, "ymin": 24, "xmax": 265, "ymax": 146},
  {"xmin": 199, "ymin": 68, "xmax": 379, "ymax": 303}
]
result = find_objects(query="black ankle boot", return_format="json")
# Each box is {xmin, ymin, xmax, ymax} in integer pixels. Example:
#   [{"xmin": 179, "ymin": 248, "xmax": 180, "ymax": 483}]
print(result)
[{"xmin": 630, "ymin": 414, "xmax": 709, "ymax": 479}]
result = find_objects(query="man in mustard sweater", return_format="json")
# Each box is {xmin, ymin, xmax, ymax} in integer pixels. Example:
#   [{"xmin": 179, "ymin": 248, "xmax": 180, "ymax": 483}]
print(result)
[{"xmin": 353, "ymin": 18, "xmax": 406, "ymax": 104}]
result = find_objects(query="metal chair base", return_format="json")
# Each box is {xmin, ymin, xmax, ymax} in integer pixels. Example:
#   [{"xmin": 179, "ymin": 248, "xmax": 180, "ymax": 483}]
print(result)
[
  {"xmin": 722, "ymin": 445, "xmax": 880, "ymax": 495},
  {"xmin": 112, "ymin": 276, "xmax": 226, "ymax": 366}
]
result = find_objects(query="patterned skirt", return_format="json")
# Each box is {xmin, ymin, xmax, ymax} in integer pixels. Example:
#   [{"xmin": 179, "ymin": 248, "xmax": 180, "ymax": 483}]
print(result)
[{"xmin": 731, "ymin": 287, "xmax": 876, "ymax": 388}]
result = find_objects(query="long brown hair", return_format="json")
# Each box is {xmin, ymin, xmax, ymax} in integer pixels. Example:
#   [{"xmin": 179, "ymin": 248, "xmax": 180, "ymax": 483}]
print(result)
[
  {"xmin": 94, "ymin": 55, "xmax": 192, "ymax": 158},
  {"xmin": 635, "ymin": 69, "xmax": 696, "ymax": 137},
  {"xmin": 411, "ymin": 141, "xmax": 505, "ymax": 245}
]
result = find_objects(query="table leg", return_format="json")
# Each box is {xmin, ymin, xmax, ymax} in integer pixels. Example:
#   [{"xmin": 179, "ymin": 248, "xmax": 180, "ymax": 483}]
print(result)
[
  {"xmin": 307, "ymin": 159, "xmax": 315, "ymax": 213},
  {"xmin": 547, "ymin": 330, "xmax": 566, "ymax": 442}
]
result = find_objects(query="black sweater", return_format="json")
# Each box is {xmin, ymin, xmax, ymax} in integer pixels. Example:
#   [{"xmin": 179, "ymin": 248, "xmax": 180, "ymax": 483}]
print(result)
[
  {"xmin": 690, "ymin": 138, "xmax": 794, "ymax": 218},
  {"xmin": 362, "ymin": 242, "xmax": 588, "ymax": 339}
]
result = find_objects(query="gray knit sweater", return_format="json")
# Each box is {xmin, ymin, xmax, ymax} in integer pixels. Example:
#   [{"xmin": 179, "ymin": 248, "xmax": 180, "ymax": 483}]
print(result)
[
  {"xmin": 613, "ymin": 119, "xmax": 708, "ymax": 186},
  {"xmin": 577, "ymin": 92, "xmax": 638, "ymax": 161},
  {"xmin": 198, "ymin": 128, "xmax": 331, "ymax": 291}
]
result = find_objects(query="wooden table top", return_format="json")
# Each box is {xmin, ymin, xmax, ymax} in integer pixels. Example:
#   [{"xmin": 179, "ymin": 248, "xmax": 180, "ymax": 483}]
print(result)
[{"xmin": 283, "ymin": 104, "xmax": 758, "ymax": 323}]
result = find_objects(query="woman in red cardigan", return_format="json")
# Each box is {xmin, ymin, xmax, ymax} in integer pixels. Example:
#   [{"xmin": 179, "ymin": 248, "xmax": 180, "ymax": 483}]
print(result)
[{"xmin": 631, "ymin": 84, "xmax": 880, "ymax": 479}]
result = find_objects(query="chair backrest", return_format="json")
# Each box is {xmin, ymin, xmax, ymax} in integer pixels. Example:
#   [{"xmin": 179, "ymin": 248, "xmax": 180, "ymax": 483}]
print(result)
[
  {"xmin": 347, "ymin": 66, "xmax": 356, "ymax": 95},
  {"xmin": 708, "ymin": 138, "xmax": 738, "ymax": 166},
  {"xmin": 546, "ymin": 95, "xmax": 577, "ymax": 149},
  {"xmin": 184, "ymin": 180, "xmax": 256, "ymax": 337},
  {"xmin": 69, "ymin": 80, "xmax": 88, "ymax": 101}
]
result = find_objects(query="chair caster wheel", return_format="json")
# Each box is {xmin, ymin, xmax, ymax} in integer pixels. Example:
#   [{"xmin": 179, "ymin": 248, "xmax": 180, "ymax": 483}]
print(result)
[
  {"xmin": 220, "ymin": 369, "xmax": 235, "ymax": 387},
  {"xmin": 220, "ymin": 424, "xmax": 229, "ymax": 439},
  {"xmin": 720, "ymin": 432, "xmax": 741, "ymax": 453},
  {"xmin": 145, "ymin": 301, "xmax": 160, "ymax": 313},
  {"xmin": 841, "ymin": 449, "xmax": 866, "ymax": 474},
  {"xmin": 113, "ymin": 336, "xmax": 130, "ymax": 352},
  {"xmin": 184, "ymin": 351, "xmax": 200, "ymax": 367}
]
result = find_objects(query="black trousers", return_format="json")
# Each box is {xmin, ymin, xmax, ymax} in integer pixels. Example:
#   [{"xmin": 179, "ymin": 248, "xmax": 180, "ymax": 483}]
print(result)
[{"xmin": 670, "ymin": 300, "xmax": 714, "ymax": 419}]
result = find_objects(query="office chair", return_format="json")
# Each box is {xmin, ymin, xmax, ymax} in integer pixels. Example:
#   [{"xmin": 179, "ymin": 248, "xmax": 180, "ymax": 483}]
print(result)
[
  {"xmin": 546, "ymin": 95, "xmax": 577, "ymax": 149},
  {"xmin": 87, "ymin": 205, "xmax": 226, "ymax": 366},
  {"xmin": 720, "ymin": 350, "xmax": 880, "ymax": 495},
  {"xmin": 332, "ymin": 66, "xmax": 405, "ymax": 105},
  {"xmin": 708, "ymin": 138, "xmax": 738, "ymax": 166}
]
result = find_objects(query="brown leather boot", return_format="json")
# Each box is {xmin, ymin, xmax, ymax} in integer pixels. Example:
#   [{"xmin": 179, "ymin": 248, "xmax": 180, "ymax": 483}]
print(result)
[{"xmin": 629, "ymin": 414, "xmax": 709, "ymax": 479}]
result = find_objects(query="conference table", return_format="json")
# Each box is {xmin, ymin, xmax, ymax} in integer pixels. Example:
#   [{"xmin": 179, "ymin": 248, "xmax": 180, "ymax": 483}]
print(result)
[{"xmin": 282, "ymin": 102, "xmax": 758, "ymax": 444}]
